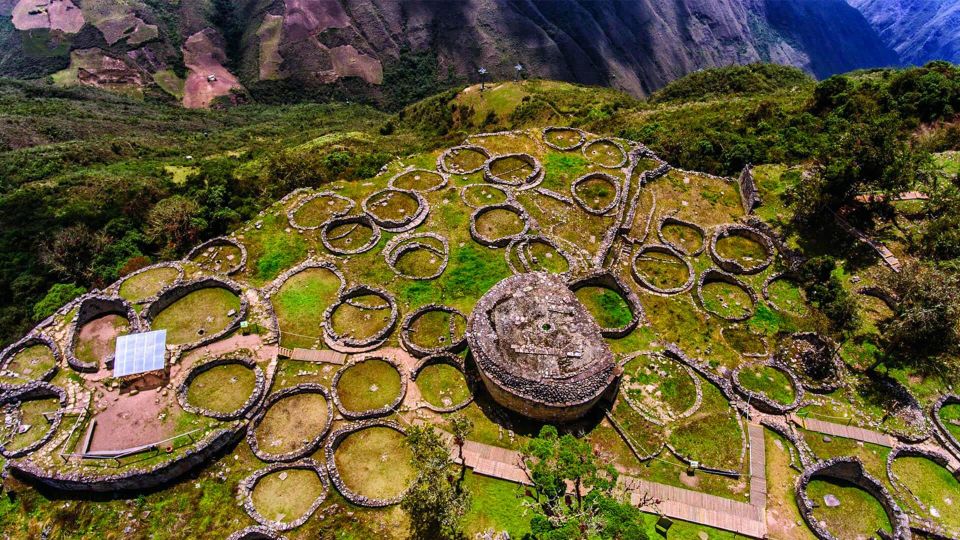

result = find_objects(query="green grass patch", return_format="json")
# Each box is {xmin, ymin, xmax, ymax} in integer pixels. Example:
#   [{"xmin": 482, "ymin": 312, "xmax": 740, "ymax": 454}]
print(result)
[
  {"xmin": 2, "ymin": 344, "xmax": 56, "ymax": 381},
  {"xmin": 0, "ymin": 398, "xmax": 59, "ymax": 452},
  {"xmin": 806, "ymin": 478, "xmax": 892, "ymax": 538},
  {"xmin": 541, "ymin": 151, "xmax": 590, "ymax": 191},
  {"xmin": 416, "ymin": 363, "xmax": 470, "ymax": 409},
  {"xmin": 251, "ymin": 468, "xmax": 324, "ymax": 524},
  {"xmin": 715, "ymin": 234, "xmax": 768, "ymax": 266},
  {"xmin": 272, "ymin": 267, "xmax": 342, "ymax": 349},
  {"xmin": 766, "ymin": 277, "xmax": 806, "ymax": 315},
  {"xmin": 701, "ymin": 281, "xmax": 754, "ymax": 320},
  {"xmin": 334, "ymin": 426, "xmax": 414, "ymax": 500},
  {"xmin": 575, "ymin": 287, "xmax": 633, "ymax": 329},
  {"xmin": 938, "ymin": 403, "xmax": 960, "ymax": 442},
  {"xmin": 661, "ymin": 223, "xmax": 703, "ymax": 254},
  {"xmin": 254, "ymin": 392, "xmax": 329, "ymax": 455},
  {"xmin": 291, "ymin": 194, "xmax": 354, "ymax": 228},
  {"xmin": 119, "ymin": 266, "xmax": 180, "ymax": 302},
  {"xmin": 583, "ymin": 140, "xmax": 625, "ymax": 167},
  {"xmin": 474, "ymin": 208, "xmax": 525, "ymax": 240},
  {"xmin": 892, "ymin": 456, "xmax": 960, "ymax": 531},
  {"xmin": 256, "ymin": 233, "xmax": 306, "ymax": 281},
  {"xmin": 335, "ymin": 359, "xmax": 402, "ymax": 412},
  {"xmin": 632, "ymin": 250, "xmax": 689, "ymax": 290},
  {"xmin": 738, "ymin": 364, "xmax": 795, "ymax": 405},
  {"xmin": 151, "ymin": 288, "xmax": 240, "ymax": 345},
  {"xmin": 462, "ymin": 470, "xmax": 530, "ymax": 538},
  {"xmin": 186, "ymin": 363, "xmax": 257, "ymax": 414}
]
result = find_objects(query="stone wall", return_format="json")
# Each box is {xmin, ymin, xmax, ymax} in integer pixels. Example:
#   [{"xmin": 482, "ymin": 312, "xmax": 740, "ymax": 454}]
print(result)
[
  {"xmin": 185, "ymin": 236, "xmax": 248, "ymax": 275},
  {"xmin": 176, "ymin": 356, "xmax": 265, "ymax": 421},
  {"xmin": 0, "ymin": 333, "xmax": 61, "ymax": 390},
  {"xmin": 738, "ymin": 164, "xmax": 761, "ymax": 215},
  {"xmin": 239, "ymin": 459, "xmax": 328, "ymax": 531},
  {"xmin": 247, "ymin": 383, "xmax": 332, "ymax": 462},
  {"xmin": 321, "ymin": 285, "xmax": 398, "ymax": 351},
  {"xmin": 66, "ymin": 295, "xmax": 144, "ymax": 373},
  {"xmin": 324, "ymin": 420, "xmax": 409, "ymax": 508}
]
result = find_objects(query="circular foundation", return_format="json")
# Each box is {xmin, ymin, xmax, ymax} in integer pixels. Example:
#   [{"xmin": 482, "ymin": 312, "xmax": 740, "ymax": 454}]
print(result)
[
  {"xmin": 542, "ymin": 126, "xmax": 586, "ymax": 151},
  {"xmin": 571, "ymin": 172, "xmax": 621, "ymax": 215},
  {"xmin": 248, "ymin": 383, "xmax": 333, "ymax": 462},
  {"xmin": 322, "ymin": 286, "xmax": 398, "ymax": 351},
  {"xmin": 400, "ymin": 304, "xmax": 467, "ymax": 357},
  {"xmin": 440, "ymin": 145, "xmax": 491, "ymax": 175},
  {"xmin": 320, "ymin": 214, "xmax": 382, "ymax": 256},
  {"xmin": 412, "ymin": 353, "xmax": 472, "ymax": 412},
  {"xmin": 582, "ymin": 138, "xmax": 627, "ymax": 168},
  {"xmin": 332, "ymin": 356, "xmax": 407, "ymax": 419},
  {"xmin": 631, "ymin": 244, "xmax": 694, "ymax": 295}
]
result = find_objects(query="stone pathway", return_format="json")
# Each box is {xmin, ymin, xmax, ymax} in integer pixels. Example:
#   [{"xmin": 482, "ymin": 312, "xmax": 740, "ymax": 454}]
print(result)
[{"xmin": 789, "ymin": 414, "xmax": 897, "ymax": 447}]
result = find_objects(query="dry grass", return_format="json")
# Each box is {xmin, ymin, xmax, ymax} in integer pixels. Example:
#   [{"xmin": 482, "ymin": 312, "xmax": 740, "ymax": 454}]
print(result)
[
  {"xmin": 334, "ymin": 427, "xmax": 415, "ymax": 499},
  {"xmin": 253, "ymin": 392, "xmax": 329, "ymax": 455}
]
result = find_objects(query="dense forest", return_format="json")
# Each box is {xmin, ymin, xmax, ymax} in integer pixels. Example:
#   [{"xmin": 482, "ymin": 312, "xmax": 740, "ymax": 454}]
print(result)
[{"xmin": 4, "ymin": 61, "xmax": 960, "ymax": 365}]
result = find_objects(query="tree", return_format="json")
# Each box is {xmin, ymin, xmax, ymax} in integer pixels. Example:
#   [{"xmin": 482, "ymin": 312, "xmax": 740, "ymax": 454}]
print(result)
[
  {"xmin": 449, "ymin": 413, "xmax": 473, "ymax": 483},
  {"xmin": 32, "ymin": 283, "xmax": 86, "ymax": 320},
  {"xmin": 521, "ymin": 426, "xmax": 649, "ymax": 540},
  {"xmin": 882, "ymin": 262, "xmax": 960, "ymax": 371},
  {"xmin": 401, "ymin": 424, "xmax": 471, "ymax": 540},
  {"xmin": 145, "ymin": 195, "xmax": 205, "ymax": 253},
  {"xmin": 39, "ymin": 224, "xmax": 110, "ymax": 283},
  {"xmin": 797, "ymin": 256, "xmax": 859, "ymax": 334}
]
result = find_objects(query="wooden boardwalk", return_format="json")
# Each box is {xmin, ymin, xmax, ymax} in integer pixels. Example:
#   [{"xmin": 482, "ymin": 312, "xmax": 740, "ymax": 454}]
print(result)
[
  {"xmin": 278, "ymin": 347, "xmax": 347, "ymax": 365},
  {"xmin": 454, "ymin": 436, "xmax": 768, "ymax": 538},
  {"xmin": 748, "ymin": 423, "xmax": 767, "ymax": 509},
  {"xmin": 833, "ymin": 212, "xmax": 902, "ymax": 272},
  {"xmin": 790, "ymin": 414, "xmax": 896, "ymax": 447},
  {"xmin": 622, "ymin": 476, "xmax": 766, "ymax": 538}
]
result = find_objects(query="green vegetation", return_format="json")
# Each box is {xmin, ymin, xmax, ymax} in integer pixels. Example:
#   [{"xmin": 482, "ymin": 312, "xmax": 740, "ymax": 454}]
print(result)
[
  {"xmin": 575, "ymin": 287, "xmax": 633, "ymax": 329},
  {"xmin": 738, "ymin": 364, "xmax": 796, "ymax": 405},
  {"xmin": 416, "ymin": 363, "xmax": 470, "ymax": 409},
  {"xmin": 0, "ymin": 398, "xmax": 59, "ymax": 452},
  {"xmin": 940, "ymin": 403, "xmax": 960, "ymax": 441},
  {"xmin": 335, "ymin": 359, "xmax": 403, "ymax": 412},
  {"xmin": 632, "ymin": 250, "xmax": 689, "ymax": 290},
  {"xmin": 150, "ymin": 287, "xmax": 240, "ymax": 345},
  {"xmin": 892, "ymin": 456, "xmax": 960, "ymax": 530},
  {"xmin": 402, "ymin": 423, "xmax": 472, "ymax": 539},
  {"xmin": 185, "ymin": 363, "xmax": 257, "ymax": 414},
  {"xmin": 251, "ymin": 468, "xmax": 325, "ymax": 524},
  {"xmin": 118, "ymin": 266, "xmax": 180, "ymax": 302},
  {"xmin": 335, "ymin": 426, "xmax": 415, "ymax": 500},
  {"xmin": 700, "ymin": 281, "xmax": 754, "ymax": 320},
  {"xmin": 272, "ymin": 267, "xmax": 342, "ymax": 348},
  {"xmin": 660, "ymin": 223, "xmax": 703, "ymax": 254},
  {"xmin": 805, "ymin": 478, "xmax": 892, "ymax": 538},
  {"xmin": 2, "ymin": 344, "xmax": 56, "ymax": 381},
  {"xmin": 253, "ymin": 392, "xmax": 329, "ymax": 455}
]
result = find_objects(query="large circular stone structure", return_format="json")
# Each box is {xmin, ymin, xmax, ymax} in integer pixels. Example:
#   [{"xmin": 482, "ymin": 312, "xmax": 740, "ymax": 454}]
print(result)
[{"xmin": 466, "ymin": 272, "xmax": 619, "ymax": 422}]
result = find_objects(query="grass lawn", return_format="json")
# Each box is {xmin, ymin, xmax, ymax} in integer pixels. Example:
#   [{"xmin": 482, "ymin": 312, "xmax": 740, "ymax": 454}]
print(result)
[
  {"xmin": 806, "ymin": 478, "xmax": 892, "ymax": 539},
  {"xmin": 543, "ymin": 128, "xmax": 582, "ymax": 148},
  {"xmin": 892, "ymin": 456, "xmax": 960, "ymax": 531},
  {"xmin": 541, "ymin": 151, "xmax": 590, "ymax": 191},
  {"xmin": 584, "ymin": 140, "xmax": 625, "ymax": 167},
  {"xmin": 151, "ymin": 287, "xmax": 240, "ymax": 345},
  {"xmin": 254, "ymin": 392, "xmax": 329, "ymax": 455},
  {"xmin": 251, "ymin": 467, "xmax": 325, "ymax": 524},
  {"xmin": 661, "ymin": 223, "xmax": 704, "ymax": 254},
  {"xmin": 391, "ymin": 169, "xmax": 445, "ymax": 191},
  {"xmin": 738, "ymin": 364, "xmax": 795, "ymax": 405},
  {"xmin": 576, "ymin": 286, "xmax": 634, "ymax": 329},
  {"xmin": 574, "ymin": 176, "xmax": 618, "ymax": 211},
  {"xmin": 273, "ymin": 267, "xmax": 342, "ymax": 349},
  {"xmin": 408, "ymin": 309, "xmax": 463, "ymax": 349},
  {"xmin": 474, "ymin": 208, "xmax": 525, "ymax": 240},
  {"xmin": 462, "ymin": 184, "xmax": 508, "ymax": 207},
  {"xmin": 0, "ymin": 398, "xmax": 59, "ymax": 452},
  {"xmin": 488, "ymin": 156, "xmax": 535, "ymax": 184},
  {"xmin": 325, "ymin": 222, "xmax": 375, "ymax": 253},
  {"xmin": 119, "ymin": 266, "xmax": 180, "ymax": 302},
  {"xmin": 365, "ymin": 190, "xmax": 421, "ymax": 222},
  {"xmin": 722, "ymin": 325, "xmax": 767, "ymax": 355},
  {"xmin": 335, "ymin": 359, "xmax": 402, "ymax": 412},
  {"xmin": 633, "ymin": 250, "xmax": 690, "ymax": 290},
  {"xmin": 3, "ymin": 344, "xmax": 56, "ymax": 381},
  {"xmin": 700, "ymin": 281, "xmax": 754, "ymax": 320},
  {"xmin": 525, "ymin": 240, "xmax": 570, "ymax": 274},
  {"xmin": 622, "ymin": 354, "xmax": 697, "ymax": 418},
  {"xmin": 329, "ymin": 296, "xmax": 393, "ymax": 341},
  {"xmin": 767, "ymin": 277, "xmax": 806, "ymax": 315},
  {"xmin": 444, "ymin": 147, "xmax": 488, "ymax": 173},
  {"xmin": 334, "ymin": 426, "xmax": 415, "ymax": 499},
  {"xmin": 185, "ymin": 363, "xmax": 257, "ymax": 414},
  {"xmin": 764, "ymin": 430, "xmax": 817, "ymax": 540},
  {"xmin": 939, "ymin": 403, "xmax": 960, "ymax": 441},
  {"xmin": 462, "ymin": 470, "xmax": 530, "ymax": 538},
  {"xmin": 416, "ymin": 363, "xmax": 470, "ymax": 408},
  {"xmin": 292, "ymin": 194, "xmax": 354, "ymax": 228},
  {"xmin": 394, "ymin": 245, "xmax": 445, "ymax": 278},
  {"xmin": 715, "ymin": 234, "xmax": 768, "ymax": 266}
]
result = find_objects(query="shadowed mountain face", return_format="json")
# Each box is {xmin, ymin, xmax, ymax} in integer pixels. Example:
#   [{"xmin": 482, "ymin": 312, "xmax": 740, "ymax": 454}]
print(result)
[
  {"xmin": 849, "ymin": 0, "xmax": 960, "ymax": 65},
  {"xmin": 0, "ymin": 0, "xmax": 898, "ymax": 105}
]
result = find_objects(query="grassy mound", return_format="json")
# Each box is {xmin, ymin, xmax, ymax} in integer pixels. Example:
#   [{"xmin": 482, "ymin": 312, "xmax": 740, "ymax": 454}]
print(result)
[
  {"xmin": 119, "ymin": 266, "xmax": 180, "ymax": 302},
  {"xmin": 251, "ymin": 468, "xmax": 325, "ymax": 524},
  {"xmin": 334, "ymin": 426, "xmax": 415, "ymax": 500},
  {"xmin": 186, "ymin": 363, "xmax": 257, "ymax": 414},
  {"xmin": 806, "ymin": 478, "xmax": 892, "ymax": 538},
  {"xmin": 738, "ymin": 364, "xmax": 795, "ymax": 405},
  {"xmin": 335, "ymin": 359, "xmax": 402, "ymax": 412},
  {"xmin": 151, "ymin": 288, "xmax": 240, "ymax": 345},
  {"xmin": 254, "ymin": 392, "xmax": 329, "ymax": 455}
]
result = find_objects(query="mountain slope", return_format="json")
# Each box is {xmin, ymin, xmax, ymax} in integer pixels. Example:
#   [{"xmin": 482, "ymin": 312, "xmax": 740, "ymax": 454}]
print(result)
[
  {"xmin": 0, "ymin": 0, "xmax": 898, "ymax": 106},
  {"xmin": 849, "ymin": 0, "xmax": 960, "ymax": 65}
]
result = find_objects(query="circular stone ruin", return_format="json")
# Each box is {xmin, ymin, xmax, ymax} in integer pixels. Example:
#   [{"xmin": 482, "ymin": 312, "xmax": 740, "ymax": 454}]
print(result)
[
  {"xmin": 709, "ymin": 224, "xmax": 774, "ymax": 275},
  {"xmin": 439, "ymin": 144, "xmax": 490, "ymax": 175},
  {"xmin": 186, "ymin": 236, "xmax": 247, "ymax": 275},
  {"xmin": 400, "ymin": 304, "xmax": 467, "ymax": 357},
  {"xmin": 720, "ymin": 324, "xmax": 769, "ymax": 357},
  {"xmin": 460, "ymin": 183, "xmax": 511, "ymax": 209},
  {"xmin": 411, "ymin": 353, "xmax": 472, "ymax": 412},
  {"xmin": 388, "ymin": 168, "xmax": 447, "ymax": 192},
  {"xmin": 542, "ymin": 126, "xmax": 586, "ymax": 151},
  {"xmin": 657, "ymin": 215, "xmax": 706, "ymax": 256},
  {"xmin": 248, "ymin": 383, "xmax": 333, "ymax": 462},
  {"xmin": 287, "ymin": 191, "xmax": 355, "ymax": 231},
  {"xmin": 582, "ymin": 138, "xmax": 627, "ymax": 169},
  {"xmin": 361, "ymin": 187, "xmax": 429, "ymax": 232},
  {"xmin": 325, "ymin": 420, "xmax": 415, "ymax": 507},
  {"xmin": 178, "ymin": 356, "xmax": 265, "ymax": 420},
  {"xmin": 775, "ymin": 333, "xmax": 845, "ymax": 394},
  {"xmin": 240, "ymin": 459, "xmax": 329, "ymax": 531},
  {"xmin": 466, "ymin": 272, "xmax": 619, "ymax": 422},
  {"xmin": 0, "ymin": 382, "xmax": 66, "ymax": 458},
  {"xmin": 0, "ymin": 334, "xmax": 59, "ymax": 387},
  {"xmin": 731, "ymin": 360, "xmax": 802, "ymax": 414},
  {"xmin": 322, "ymin": 285, "xmax": 398, "ymax": 352},
  {"xmin": 332, "ymin": 356, "xmax": 406, "ymax": 419},
  {"xmin": 933, "ymin": 394, "xmax": 960, "ymax": 454},
  {"xmin": 145, "ymin": 278, "xmax": 246, "ymax": 348},
  {"xmin": 620, "ymin": 351, "xmax": 701, "ymax": 426},
  {"xmin": 763, "ymin": 272, "xmax": 807, "ymax": 315},
  {"xmin": 630, "ymin": 244, "xmax": 694, "ymax": 295},
  {"xmin": 506, "ymin": 235, "xmax": 579, "ymax": 277},
  {"xmin": 568, "ymin": 270, "xmax": 644, "ymax": 338},
  {"xmin": 571, "ymin": 172, "xmax": 621, "ymax": 215},
  {"xmin": 117, "ymin": 262, "xmax": 184, "ymax": 303},
  {"xmin": 383, "ymin": 232, "xmax": 449, "ymax": 280},
  {"xmin": 483, "ymin": 153, "xmax": 542, "ymax": 188},
  {"xmin": 66, "ymin": 295, "xmax": 141, "ymax": 372},
  {"xmin": 469, "ymin": 203, "xmax": 531, "ymax": 248},
  {"xmin": 796, "ymin": 457, "xmax": 909, "ymax": 540},
  {"xmin": 696, "ymin": 268, "xmax": 757, "ymax": 322},
  {"xmin": 226, "ymin": 526, "xmax": 287, "ymax": 540},
  {"xmin": 320, "ymin": 214, "xmax": 381, "ymax": 256}
]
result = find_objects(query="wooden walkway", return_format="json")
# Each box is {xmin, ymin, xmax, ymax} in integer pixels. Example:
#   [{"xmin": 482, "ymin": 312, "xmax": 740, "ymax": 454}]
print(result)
[
  {"xmin": 622, "ymin": 476, "xmax": 766, "ymax": 538},
  {"xmin": 790, "ymin": 414, "xmax": 896, "ymax": 447},
  {"xmin": 748, "ymin": 423, "xmax": 767, "ymax": 509},
  {"xmin": 454, "ymin": 436, "xmax": 768, "ymax": 538},
  {"xmin": 833, "ymin": 212, "xmax": 902, "ymax": 272},
  {"xmin": 278, "ymin": 347, "xmax": 347, "ymax": 365},
  {"xmin": 854, "ymin": 191, "xmax": 929, "ymax": 203}
]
